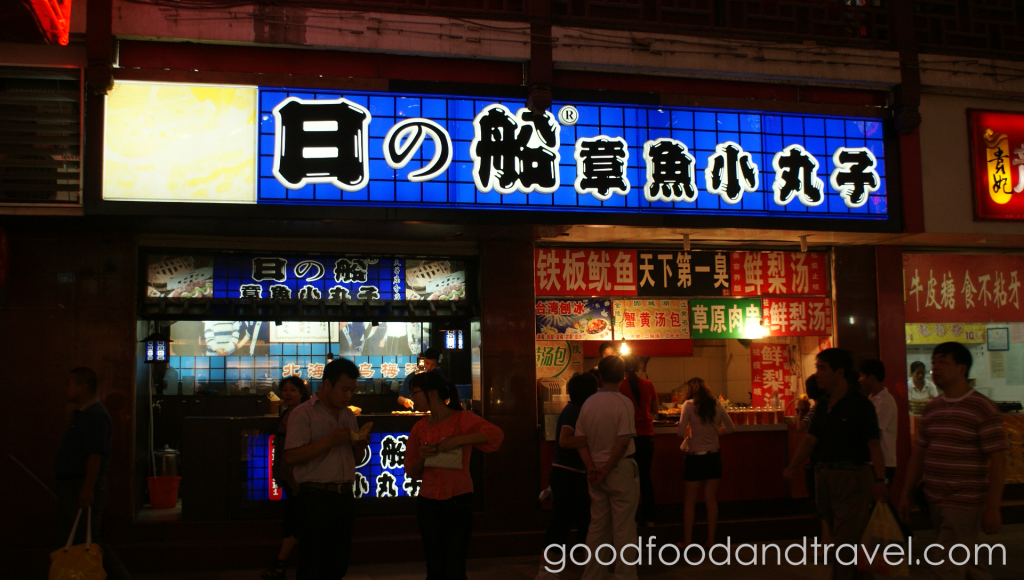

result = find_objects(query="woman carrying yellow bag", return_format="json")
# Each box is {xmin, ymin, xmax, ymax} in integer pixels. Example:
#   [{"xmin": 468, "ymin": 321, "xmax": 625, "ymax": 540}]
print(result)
[{"xmin": 50, "ymin": 507, "xmax": 105, "ymax": 580}]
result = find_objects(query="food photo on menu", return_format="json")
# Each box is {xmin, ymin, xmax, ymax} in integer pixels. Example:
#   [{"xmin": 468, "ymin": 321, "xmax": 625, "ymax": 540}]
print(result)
[
  {"xmin": 405, "ymin": 259, "xmax": 466, "ymax": 301},
  {"xmin": 145, "ymin": 255, "xmax": 214, "ymax": 299}
]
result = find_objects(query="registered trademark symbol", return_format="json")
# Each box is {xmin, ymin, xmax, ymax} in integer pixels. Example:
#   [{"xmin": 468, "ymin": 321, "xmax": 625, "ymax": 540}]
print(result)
[{"xmin": 558, "ymin": 105, "xmax": 579, "ymax": 126}]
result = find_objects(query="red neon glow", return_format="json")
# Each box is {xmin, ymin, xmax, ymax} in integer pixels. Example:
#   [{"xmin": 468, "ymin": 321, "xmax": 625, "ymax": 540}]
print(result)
[
  {"xmin": 268, "ymin": 435, "xmax": 282, "ymax": 501},
  {"xmin": 24, "ymin": 0, "xmax": 73, "ymax": 46}
]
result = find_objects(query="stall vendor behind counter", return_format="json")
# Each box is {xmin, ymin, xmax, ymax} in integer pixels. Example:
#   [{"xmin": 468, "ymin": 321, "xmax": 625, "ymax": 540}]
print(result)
[{"xmin": 398, "ymin": 348, "xmax": 445, "ymax": 409}]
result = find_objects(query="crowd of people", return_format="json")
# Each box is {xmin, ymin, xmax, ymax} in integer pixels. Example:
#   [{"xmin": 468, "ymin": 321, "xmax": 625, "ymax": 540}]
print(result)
[{"xmin": 51, "ymin": 339, "xmax": 1008, "ymax": 580}]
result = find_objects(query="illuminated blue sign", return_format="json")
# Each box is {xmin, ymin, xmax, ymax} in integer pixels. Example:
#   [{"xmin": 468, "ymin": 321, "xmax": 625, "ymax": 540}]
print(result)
[{"xmin": 257, "ymin": 88, "xmax": 888, "ymax": 220}]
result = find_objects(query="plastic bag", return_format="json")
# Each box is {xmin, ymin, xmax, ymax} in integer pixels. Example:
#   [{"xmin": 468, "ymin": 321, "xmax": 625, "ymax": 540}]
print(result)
[
  {"xmin": 857, "ymin": 501, "xmax": 909, "ymax": 577},
  {"xmin": 49, "ymin": 508, "xmax": 106, "ymax": 580}
]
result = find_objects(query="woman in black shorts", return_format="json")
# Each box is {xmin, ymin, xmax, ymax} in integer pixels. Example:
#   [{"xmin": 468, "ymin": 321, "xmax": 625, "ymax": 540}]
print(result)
[{"xmin": 676, "ymin": 377, "xmax": 735, "ymax": 548}]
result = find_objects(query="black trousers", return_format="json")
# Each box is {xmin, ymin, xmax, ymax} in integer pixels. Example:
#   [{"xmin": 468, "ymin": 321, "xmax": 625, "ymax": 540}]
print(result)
[
  {"xmin": 298, "ymin": 487, "xmax": 355, "ymax": 580},
  {"xmin": 542, "ymin": 467, "xmax": 591, "ymax": 552},
  {"xmin": 417, "ymin": 493, "xmax": 474, "ymax": 580},
  {"xmin": 633, "ymin": 435, "xmax": 656, "ymax": 522}
]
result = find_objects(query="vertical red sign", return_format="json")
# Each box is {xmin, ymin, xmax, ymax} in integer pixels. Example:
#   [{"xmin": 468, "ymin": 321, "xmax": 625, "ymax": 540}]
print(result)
[
  {"xmin": 268, "ymin": 434, "xmax": 282, "ymax": 501},
  {"xmin": 729, "ymin": 251, "xmax": 828, "ymax": 296},
  {"xmin": 750, "ymin": 344, "xmax": 795, "ymax": 410}
]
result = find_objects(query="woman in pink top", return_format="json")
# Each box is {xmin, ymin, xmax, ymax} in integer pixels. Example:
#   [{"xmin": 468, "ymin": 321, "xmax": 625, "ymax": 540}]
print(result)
[
  {"xmin": 404, "ymin": 372, "xmax": 503, "ymax": 580},
  {"xmin": 618, "ymin": 354, "xmax": 659, "ymax": 526},
  {"xmin": 676, "ymin": 377, "xmax": 735, "ymax": 548}
]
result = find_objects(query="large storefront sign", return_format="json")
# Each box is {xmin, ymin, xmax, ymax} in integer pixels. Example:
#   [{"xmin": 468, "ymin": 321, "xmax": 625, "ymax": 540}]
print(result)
[
  {"xmin": 105, "ymin": 81, "xmax": 890, "ymax": 222},
  {"xmin": 144, "ymin": 252, "xmax": 465, "ymax": 302},
  {"xmin": 903, "ymin": 253, "xmax": 1023, "ymax": 323},
  {"xmin": 535, "ymin": 299, "xmax": 613, "ymax": 340},
  {"xmin": 968, "ymin": 110, "xmax": 1024, "ymax": 220},
  {"xmin": 688, "ymin": 298, "xmax": 762, "ymax": 339},
  {"xmin": 761, "ymin": 297, "xmax": 833, "ymax": 336},
  {"xmin": 729, "ymin": 251, "xmax": 829, "ymax": 296},
  {"xmin": 613, "ymin": 299, "xmax": 691, "ymax": 340}
]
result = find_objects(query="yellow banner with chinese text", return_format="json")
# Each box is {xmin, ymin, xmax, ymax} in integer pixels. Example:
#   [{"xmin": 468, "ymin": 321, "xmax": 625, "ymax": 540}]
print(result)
[{"xmin": 905, "ymin": 323, "xmax": 986, "ymax": 345}]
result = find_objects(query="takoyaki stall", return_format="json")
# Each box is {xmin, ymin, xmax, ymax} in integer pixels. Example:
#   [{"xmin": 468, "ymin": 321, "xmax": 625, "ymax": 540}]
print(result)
[
  {"xmin": 137, "ymin": 250, "xmax": 481, "ymax": 520},
  {"xmin": 535, "ymin": 248, "xmax": 836, "ymax": 507}
]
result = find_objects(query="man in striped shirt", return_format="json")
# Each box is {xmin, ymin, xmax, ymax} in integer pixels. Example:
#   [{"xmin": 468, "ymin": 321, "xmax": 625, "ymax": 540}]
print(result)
[{"xmin": 900, "ymin": 342, "xmax": 1007, "ymax": 580}]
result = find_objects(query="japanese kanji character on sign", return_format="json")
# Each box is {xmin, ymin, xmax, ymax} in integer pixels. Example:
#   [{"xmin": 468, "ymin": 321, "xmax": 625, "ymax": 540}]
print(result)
[
  {"xmin": 272, "ymin": 97, "xmax": 371, "ymax": 191},
  {"xmin": 471, "ymin": 105, "xmax": 559, "ymax": 194},
  {"xmin": 575, "ymin": 136, "xmax": 630, "ymax": 200},
  {"xmin": 705, "ymin": 141, "xmax": 758, "ymax": 204}
]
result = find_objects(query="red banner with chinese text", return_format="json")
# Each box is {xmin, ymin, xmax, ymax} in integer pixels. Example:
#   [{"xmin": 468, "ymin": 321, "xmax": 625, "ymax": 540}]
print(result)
[
  {"xmin": 535, "ymin": 249, "xmax": 638, "ymax": 296},
  {"xmin": 750, "ymin": 344, "xmax": 795, "ymax": 409},
  {"xmin": 762, "ymin": 297, "xmax": 834, "ymax": 336},
  {"xmin": 268, "ymin": 434, "xmax": 282, "ymax": 501},
  {"xmin": 729, "ymin": 251, "xmax": 829, "ymax": 296},
  {"xmin": 968, "ymin": 110, "xmax": 1024, "ymax": 220},
  {"xmin": 903, "ymin": 253, "xmax": 1024, "ymax": 323}
]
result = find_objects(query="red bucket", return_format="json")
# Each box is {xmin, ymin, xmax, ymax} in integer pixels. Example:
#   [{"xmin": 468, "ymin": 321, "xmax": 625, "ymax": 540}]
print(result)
[{"xmin": 147, "ymin": 476, "xmax": 181, "ymax": 509}]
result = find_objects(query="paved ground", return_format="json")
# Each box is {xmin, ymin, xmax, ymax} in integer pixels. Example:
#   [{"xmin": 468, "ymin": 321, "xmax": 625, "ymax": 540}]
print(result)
[{"xmin": 135, "ymin": 523, "xmax": 1024, "ymax": 580}]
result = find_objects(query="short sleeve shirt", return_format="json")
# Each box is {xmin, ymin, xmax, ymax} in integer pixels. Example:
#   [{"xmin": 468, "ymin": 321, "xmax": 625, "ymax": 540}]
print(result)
[
  {"xmin": 618, "ymin": 377, "xmax": 657, "ymax": 436},
  {"xmin": 915, "ymin": 390, "xmax": 1008, "ymax": 508},
  {"xmin": 808, "ymin": 388, "xmax": 879, "ymax": 464},
  {"xmin": 285, "ymin": 394, "xmax": 358, "ymax": 484},
  {"xmin": 869, "ymin": 388, "xmax": 899, "ymax": 468},
  {"xmin": 575, "ymin": 389, "xmax": 636, "ymax": 465},
  {"xmin": 553, "ymin": 403, "xmax": 585, "ymax": 472},
  {"xmin": 55, "ymin": 401, "xmax": 112, "ymax": 480}
]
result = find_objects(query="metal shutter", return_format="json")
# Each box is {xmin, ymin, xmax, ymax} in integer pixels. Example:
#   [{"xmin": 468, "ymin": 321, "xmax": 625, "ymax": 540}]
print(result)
[{"xmin": 0, "ymin": 66, "xmax": 82, "ymax": 205}]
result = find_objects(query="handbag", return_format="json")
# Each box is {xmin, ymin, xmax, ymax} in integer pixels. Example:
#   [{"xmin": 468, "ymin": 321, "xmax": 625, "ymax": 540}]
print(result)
[
  {"xmin": 423, "ymin": 412, "xmax": 465, "ymax": 470},
  {"xmin": 49, "ymin": 507, "xmax": 106, "ymax": 580},
  {"xmin": 424, "ymin": 447, "xmax": 464, "ymax": 469}
]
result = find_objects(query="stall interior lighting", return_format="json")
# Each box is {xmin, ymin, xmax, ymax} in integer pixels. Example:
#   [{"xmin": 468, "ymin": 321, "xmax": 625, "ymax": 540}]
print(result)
[{"xmin": 619, "ymin": 342, "xmax": 630, "ymax": 356}]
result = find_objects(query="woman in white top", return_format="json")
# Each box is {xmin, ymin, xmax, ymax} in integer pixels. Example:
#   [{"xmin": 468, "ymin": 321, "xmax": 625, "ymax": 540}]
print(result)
[
  {"xmin": 676, "ymin": 377, "xmax": 735, "ymax": 548},
  {"xmin": 908, "ymin": 361, "xmax": 938, "ymax": 401}
]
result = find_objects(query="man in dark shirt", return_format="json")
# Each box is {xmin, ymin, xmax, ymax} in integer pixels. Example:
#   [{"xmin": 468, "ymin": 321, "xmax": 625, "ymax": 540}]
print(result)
[
  {"xmin": 55, "ymin": 367, "xmax": 112, "ymax": 548},
  {"xmin": 784, "ymin": 349, "xmax": 888, "ymax": 580}
]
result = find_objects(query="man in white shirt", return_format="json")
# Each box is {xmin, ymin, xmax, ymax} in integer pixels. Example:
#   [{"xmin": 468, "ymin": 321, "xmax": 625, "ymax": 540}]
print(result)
[
  {"xmin": 859, "ymin": 359, "xmax": 898, "ymax": 482},
  {"xmin": 285, "ymin": 358, "xmax": 371, "ymax": 580},
  {"xmin": 563, "ymin": 356, "xmax": 639, "ymax": 580}
]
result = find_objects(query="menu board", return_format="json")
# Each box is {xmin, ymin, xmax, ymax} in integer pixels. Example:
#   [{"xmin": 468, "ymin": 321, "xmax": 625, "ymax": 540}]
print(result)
[
  {"xmin": 613, "ymin": 299, "xmax": 691, "ymax": 340},
  {"xmin": 142, "ymin": 251, "xmax": 466, "ymax": 302},
  {"xmin": 729, "ymin": 251, "xmax": 828, "ymax": 296},
  {"xmin": 761, "ymin": 297, "xmax": 833, "ymax": 336},
  {"xmin": 750, "ymin": 343, "xmax": 796, "ymax": 408},
  {"xmin": 688, "ymin": 298, "xmax": 762, "ymax": 339},
  {"xmin": 535, "ymin": 299, "xmax": 613, "ymax": 341}
]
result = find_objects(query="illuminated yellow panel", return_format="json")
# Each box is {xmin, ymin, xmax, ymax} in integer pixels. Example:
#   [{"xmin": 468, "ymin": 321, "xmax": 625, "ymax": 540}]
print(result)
[{"xmin": 103, "ymin": 82, "xmax": 257, "ymax": 203}]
